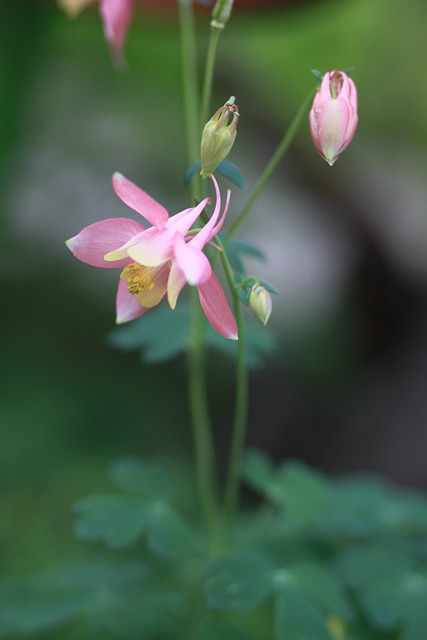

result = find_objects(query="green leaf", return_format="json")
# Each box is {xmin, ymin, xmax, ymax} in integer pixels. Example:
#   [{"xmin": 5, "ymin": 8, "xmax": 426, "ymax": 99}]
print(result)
[
  {"xmin": 320, "ymin": 474, "xmax": 427, "ymax": 538},
  {"xmin": 74, "ymin": 494, "xmax": 150, "ymax": 548},
  {"xmin": 0, "ymin": 560, "xmax": 151, "ymax": 636},
  {"xmin": 256, "ymin": 277, "xmax": 279, "ymax": 295},
  {"xmin": 184, "ymin": 160, "xmax": 202, "ymax": 186},
  {"xmin": 111, "ymin": 458, "xmax": 172, "ymax": 501},
  {"xmin": 193, "ymin": 616, "xmax": 255, "ymax": 640},
  {"xmin": 336, "ymin": 538, "xmax": 415, "ymax": 590},
  {"xmin": 205, "ymin": 552, "xmax": 274, "ymax": 613},
  {"xmin": 87, "ymin": 585, "xmax": 185, "ymax": 636},
  {"xmin": 359, "ymin": 568, "xmax": 427, "ymax": 636},
  {"xmin": 184, "ymin": 159, "xmax": 246, "ymax": 188},
  {"xmin": 226, "ymin": 238, "xmax": 267, "ymax": 273},
  {"xmin": 106, "ymin": 304, "xmax": 190, "ymax": 364},
  {"xmin": 311, "ymin": 69, "xmax": 324, "ymax": 82},
  {"xmin": 243, "ymin": 448, "xmax": 275, "ymax": 495},
  {"xmin": 108, "ymin": 297, "xmax": 276, "ymax": 368},
  {"xmin": 0, "ymin": 582, "xmax": 85, "ymax": 635},
  {"xmin": 274, "ymin": 582, "xmax": 331, "ymax": 640},
  {"xmin": 243, "ymin": 455, "xmax": 330, "ymax": 525},
  {"xmin": 271, "ymin": 462, "xmax": 330, "ymax": 525},
  {"xmin": 146, "ymin": 502, "xmax": 204, "ymax": 559},
  {"xmin": 274, "ymin": 563, "xmax": 352, "ymax": 640},
  {"xmin": 281, "ymin": 563, "xmax": 353, "ymax": 621},
  {"xmin": 216, "ymin": 160, "xmax": 247, "ymax": 188},
  {"xmin": 207, "ymin": 322, "xmax": 276, "ymax": 369}
]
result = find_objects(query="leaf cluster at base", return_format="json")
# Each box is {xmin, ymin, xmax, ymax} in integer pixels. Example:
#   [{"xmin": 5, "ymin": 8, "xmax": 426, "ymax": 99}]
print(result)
[{"xmin": 2, "ymin": 454, "xmax": 427, "ymax": 639}]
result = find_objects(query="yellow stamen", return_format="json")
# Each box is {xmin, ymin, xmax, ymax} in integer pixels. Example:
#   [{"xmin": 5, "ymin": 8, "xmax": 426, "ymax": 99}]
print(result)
[{"xmin": 120, "ymin": 263, "xmax": 156, "ymax": 295}]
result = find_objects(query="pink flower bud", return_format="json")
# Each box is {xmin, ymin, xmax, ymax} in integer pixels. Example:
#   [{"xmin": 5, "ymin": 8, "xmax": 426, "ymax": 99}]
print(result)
[
  {"xmin": 249, "ymin": 285, "xmax": 272, "ymax": 326},
  {"xmin": 309, "ymin": 70, "xmax": 358, "ymax": 166}
]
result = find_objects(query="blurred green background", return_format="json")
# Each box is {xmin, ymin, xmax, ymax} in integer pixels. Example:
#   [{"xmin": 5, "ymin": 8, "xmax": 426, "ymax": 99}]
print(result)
[{"xmin": 1, "ymin": 0, "xmax": 427, "ymax": 584}]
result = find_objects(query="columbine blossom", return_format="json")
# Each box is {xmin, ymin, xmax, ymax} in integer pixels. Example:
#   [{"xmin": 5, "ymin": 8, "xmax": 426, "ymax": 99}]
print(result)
[
  {"xmin": 309, "ymin": 70, "xmax": 358, "ymax": 166},
  {"xmin": 66, "ymin": 173, "xmax": 238, "ymax": 339},
  {"xmin": 58, "ymin": 0, "xmax": 133, "ymax": 63}
]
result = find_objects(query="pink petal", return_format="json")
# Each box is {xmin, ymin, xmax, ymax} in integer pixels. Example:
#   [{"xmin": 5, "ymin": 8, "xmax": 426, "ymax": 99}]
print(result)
[
  {"xmin": 173, "ymin": 233, "xmax": 211, "ymax": 285},
  {"xmin": 100, "ymin": 0, "xmax": 133, "ymax": 62},
  {"xmin": 311, "ymin": 97, "xmax": 350, "ymax": 165},
  {"xmin": 166, "ymin": 197, "xmax": 210, "ymax": 236},
  {"xmin": 116, "ymin": 279, "xmax": 148, "ymax": 323},
  {"xmin": 66, "ymin": 217, "xmax": 145, "ymax": 268},
  {"xmin": 112, "ymin": 172, "xmax": 169, "ymax": 229},
  {"xmin": 190, "ymin": 174, "xmax": 227, "ymax": 250},
  {"xmin": 198, "ymin": 273, "xmax": 238, "ymax": 340}
]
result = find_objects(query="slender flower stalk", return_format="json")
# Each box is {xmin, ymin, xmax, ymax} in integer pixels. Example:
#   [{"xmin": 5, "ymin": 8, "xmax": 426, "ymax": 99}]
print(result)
[
  {"xmin": 228, "ymin": 87, "xmax": 317, "ymax": 239},
  {"xmin": 200, "ymin": 28, "xmax": 222, "ymax": 131},
  {"xmin": 214, "ymin": 236, "xmax": 248, "ymax": 527},
  {"xmin": 178, "ymin": 0, "xmax": 225, "ymax": 541},
  {"xmin": 200, "ymin": 0, "xmax": 235, "ymax": 131},
  {"xmin": 179, "ymin": 0, "xmax": 200, "ymax": 171}
]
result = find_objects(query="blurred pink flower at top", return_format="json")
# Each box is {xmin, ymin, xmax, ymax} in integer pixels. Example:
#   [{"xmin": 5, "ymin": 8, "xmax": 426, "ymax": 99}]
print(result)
[
  {"xmin": 309, "ymin": 70, "xmax": 358, "ymax": 166},
  {"xmin": 58, "ymin": 0, "xmax": 134, "ymax": 63},
  {"xmin": 66, "ymin": 173, "xmax": 238, "ymax": 340}
]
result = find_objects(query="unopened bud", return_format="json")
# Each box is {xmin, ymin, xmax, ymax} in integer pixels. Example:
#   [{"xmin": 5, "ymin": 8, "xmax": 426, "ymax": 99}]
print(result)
[
  {"xmin": 249, "ymin": 285, "xmax": 272, "ymax": 326},
  {"xmin": 200, "ymin": 99, "xmax": 239, "ymax": 178},
  {"xmin": 309, "ymin": 70, "xmax": 358, "ymax": 166},
  {"xmin": 211, "ymin": 0, "xmax": 235, "ymax": 29}
]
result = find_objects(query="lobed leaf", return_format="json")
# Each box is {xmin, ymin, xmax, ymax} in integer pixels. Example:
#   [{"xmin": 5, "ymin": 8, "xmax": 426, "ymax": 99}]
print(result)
[
  {"xmin": 111, "ymin": 458, "xmax": 172, "ymax": 501},
  {"xmin": 107, "ymin": 305, "xmax": 190, "ymax": 364},
  {"xmin": 74, "ymin": 494, "xmax": 150, "ymax": 548},
  {"xmin": 146, "ymin": 502, "xmax": 204, "ymax": 559},
  {"xmin": 0, "ymin": 583, "xmax": 85, "ymax": 635},
  {"xmin": 274, "ymin": 562, "xmax": 352, "ymax": 640},
  {"xmin": 205, "ymin": 552, "xmax": 274, "ymax": 614}
]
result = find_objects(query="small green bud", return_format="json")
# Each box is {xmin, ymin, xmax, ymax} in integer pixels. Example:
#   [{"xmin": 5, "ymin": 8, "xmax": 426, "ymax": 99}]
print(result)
[
  {"xmin": 200, "ymin": 98, "xmax": 239, "ymax": 178},
  {"xmin": 249, "ymin": 285, "xmax": 272, "ymax": 326},
  {"xmin": 211, "ymin": 0, "xmax": 235, "ymax": 29}
]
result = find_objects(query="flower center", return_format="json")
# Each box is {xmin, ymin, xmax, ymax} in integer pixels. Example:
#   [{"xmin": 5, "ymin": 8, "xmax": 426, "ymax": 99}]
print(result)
[{"xmin": 120, "ymin": 262, "xmax": 156, "ymax": 295}]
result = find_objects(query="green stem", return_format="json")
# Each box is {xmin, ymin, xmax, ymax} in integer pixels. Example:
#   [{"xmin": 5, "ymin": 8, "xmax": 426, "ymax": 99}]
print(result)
[
  {"xmin": 228, "ymin": 87, "xmax": 317, "ymax": 239},
  {"xmin": 179, "ymin": 0, "xmax": 199, "ymax": 168},
  {"xmin": 216, "ymin": 238, "xmax": 248, "ymax": 527},
  {"xmin": 187, "ymin": 289, "xmax": 221, "ymax": 538},
  {"xmin": 179, "ymin": 0, "xmax": 220, "ymax": 539},
  {"xmin": 200, "ymin": 26, "xmax": 222, "ymax": 130}
]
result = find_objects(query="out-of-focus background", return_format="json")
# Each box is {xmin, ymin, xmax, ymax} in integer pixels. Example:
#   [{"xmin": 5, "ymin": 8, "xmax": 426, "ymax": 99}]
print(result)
[{"xmin": 1, "ymin": 0, "xmax": 427, "ymax": 579}]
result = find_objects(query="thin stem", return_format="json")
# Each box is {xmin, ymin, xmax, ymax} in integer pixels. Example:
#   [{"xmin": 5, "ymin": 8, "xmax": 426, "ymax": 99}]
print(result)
[
  {"xmin": 228, "ymin": 87, "xmax": 317, "ymax": 239},
  {"xmin": 179, "ymin": 0, "xmax": 220, "ymax": 539},
  {"xmin": 216, "ymin": 238, "xmax": 248, "ymax": 527},
  {"xmin": 179, "ymin": 0, "xmax": 199, "ymax": 167},
  {"xmin": 200, "ymin": 26, "xmax": 222, "ymax": 130},
  {"xmin": 187, "ymin": 289, "xmax": 221, "ymax": 538}
]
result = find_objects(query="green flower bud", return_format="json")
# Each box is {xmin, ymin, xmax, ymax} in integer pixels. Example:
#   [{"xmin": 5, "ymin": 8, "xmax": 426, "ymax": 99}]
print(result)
[
  {"xmin": 200, "ymin": 98, "xmax": 239, "ymax": 178},
  {"xmin": 211, "ymin": 0, "xmax": 235, "ymax": 29},
  {"xmin": 249, "ymin": 285, "xmax": 272, "ymax": 326}
]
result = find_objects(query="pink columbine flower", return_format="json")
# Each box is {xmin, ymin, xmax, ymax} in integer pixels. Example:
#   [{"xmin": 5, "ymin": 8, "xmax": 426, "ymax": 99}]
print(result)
[
  {"xmin": 309, "ymin": 70, "xmax": 358, "ymax": 166},
  {"xmin": 66, "ymin": 173, "xmax": 238, "ymax": 340},
  {"xmin": 58, "ymin": 0, "xmax": 133, "ymax": 63}
]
